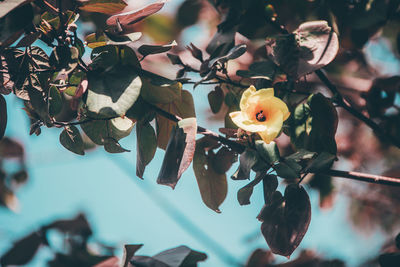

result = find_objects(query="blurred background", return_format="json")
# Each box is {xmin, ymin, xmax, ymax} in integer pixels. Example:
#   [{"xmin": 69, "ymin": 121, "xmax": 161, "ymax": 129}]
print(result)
[{"xmin": 1, "ymin": 0, "xmax": 400, "ymax": 266}]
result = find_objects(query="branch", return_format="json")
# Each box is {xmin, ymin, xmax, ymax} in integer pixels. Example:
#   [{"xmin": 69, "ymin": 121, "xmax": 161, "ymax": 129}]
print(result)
[
  {"xmin": 148, "ymin": 103, "xmax": 246, "ymax": 153},
  {"xmin": 266, "ymin": 17, "xmax": 400, "ymax": 149},
  {"xmin": 52, "ymin": 116, "xmax": 119, "ymax": 127},
  {"xmin": 321, "ymin": 169, "xmax": 400, "ymax": 187}
]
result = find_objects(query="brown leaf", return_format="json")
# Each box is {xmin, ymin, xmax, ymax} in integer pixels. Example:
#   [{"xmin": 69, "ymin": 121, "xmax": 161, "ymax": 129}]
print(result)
[
  {"xmin": 193, "ymin": 137, "xmax": 227, "ymax": 212},
  {"xmin": 156, "ymin": 90, "xmax": 195, "ymax": 149},
  {"xmin": 157, "ymin": 118, "xmax": 197, "ymax": 189}
]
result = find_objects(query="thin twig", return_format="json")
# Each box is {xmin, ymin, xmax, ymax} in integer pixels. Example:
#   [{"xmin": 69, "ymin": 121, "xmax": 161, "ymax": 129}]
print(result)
[
  {"xmin": 53, "ymin": 116, "xmax": 119, "ymax": 127},
  {"xmin": 321, "ymin": 169, "xmax": 400, "ymax": 187}
]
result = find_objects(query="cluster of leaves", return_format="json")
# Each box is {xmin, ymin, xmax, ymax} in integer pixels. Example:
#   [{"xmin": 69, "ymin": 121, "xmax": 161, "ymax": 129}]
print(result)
[{"xmin": 0, "ymin": 213, "xmax": 207, "ymax": 267}]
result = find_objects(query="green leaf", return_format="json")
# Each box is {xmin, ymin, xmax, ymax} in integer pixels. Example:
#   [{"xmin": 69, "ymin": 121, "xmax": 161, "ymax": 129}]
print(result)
[
  {"xmin": 288, "ymin": 94, "xmax": 338, "ymax": 155},
  {"xmin": 208, "ymin": 86, "xmax": 224, "ymax": 114},
  {"xmin": 59, "ymin": 125, "xmax": 85, "ymax": 155},
  {"xmin": 231, "ymin": 148, "xmax": 258, "ymax": 180},
  {"xmin": 48, "ymin": 85, "xmax": 62, "ymax": 117},
  {"xmin": 91, "ymin": 45, "xmax": 140, "ymax": 68},
  {"xmin": 104, "ymin": 137, "xmax": 130, "ymax": 153},
  {"xmin": 166, "ymin": 53, "xmax": 183, "ymax": 65},
  {"xmin": 0, "ymin": 95, "xmax": 7, "ymax": 140},
  {"xmin": 156, "ymin": 90, "xmax": 195, "ymax": 149},
  {"xmin": 80, "ymin": 117, "xmax": 134, "ymax": 145},
  {"xmin": 255, "ymin": 140, "xmax": 280, "ymax": 165},
  {"xmin": 138, "ymin": 40, "xmax": 177, "ymax": 57},
  {"xmin": 236, "ymin": 60, "xmax": 278, "ymax": 80},
  {"xmin": 306, "ymin": 152, "xmax": 336, "ymax": 173},
  {"xmin": 86, "ymin": 64, "xmax": 141, "ymax": 117},
  {"xmin": 258, "ymin": 184, "xmax": 311, "ymax": 257},
  {"xmin": 85, "ymin": 33, "xmax": 107, "ymax": 48},
  {"xmin": 193, "ymin": 137, "xmax": 227, "ymax": 213},
  {"xmin": 140, "ymin": 75, "xmax": 182, "ymax": 105},
  {"xmin": 208, "ymin": 44, "xmax": 246, "ymax": 67},
  {"xmin": 274, "ymin": 161, "xmax": 300, "ymax": 180},
  {"xmin": 157, "ymin": 118, "xmax": 197, "ymax": 189},
  {"xmin": 307, "ymin": 94, "xmax": 338, "ymax": 154},
  {"xmin": 136, "ymin": 121, "xmax": 157, "ymax": 178},
  {"xmin": 126, "ymin": 96, "xmax": 155, "ymax": 122},
  {"xmin": 79, "ymin": 0, "xmax": 127, "ymax": 15}
]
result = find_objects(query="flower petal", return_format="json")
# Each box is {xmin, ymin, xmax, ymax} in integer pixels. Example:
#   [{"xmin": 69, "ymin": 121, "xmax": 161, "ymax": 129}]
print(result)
[
  {"xmin": 239, "ymin": 85, "xmax": 257, "ymax": 111},
  {"xmin": 257, "ymin": 110, "xmax": 284, "ymax": 143},
  {"xmin": 230, "ymin": 111, "xmax": 268, "ymax": 132}
]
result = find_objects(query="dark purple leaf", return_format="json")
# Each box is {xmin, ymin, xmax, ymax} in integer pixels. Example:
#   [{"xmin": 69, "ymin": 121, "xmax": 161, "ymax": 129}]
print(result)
[
  {"xmin": 0, "ymin": 231, "xmax": 44, "ymax": 266},
  {"xmin": 258, "ymin": 184, "xmax": 311, "ymax": 257},
  {"xmin": 0, "ymin": 95, "xmax": 7, "ymax": 140},
  {"xmin": 122, "ymin": 244, "xmax": 143, "ymax": 267}
]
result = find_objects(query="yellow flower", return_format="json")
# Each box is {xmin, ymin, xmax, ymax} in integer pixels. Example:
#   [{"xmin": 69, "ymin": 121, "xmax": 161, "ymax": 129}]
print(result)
[{"xmin": 229, "ymin": 85, "xmax": 290, "ymax": 143}]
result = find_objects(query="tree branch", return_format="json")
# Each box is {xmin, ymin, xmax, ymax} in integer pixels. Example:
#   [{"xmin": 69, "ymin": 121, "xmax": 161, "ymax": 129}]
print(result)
[
  {"xmin": 321, "ymin": 169, "xmax": 400, "ymax": 187},
  {"xmin": 148, "ymin": 103, "xmax": 246, "ymax": 153},
  {"xmin": 147, "ymin": 99, "xmax": 400, "ymax": 186}
]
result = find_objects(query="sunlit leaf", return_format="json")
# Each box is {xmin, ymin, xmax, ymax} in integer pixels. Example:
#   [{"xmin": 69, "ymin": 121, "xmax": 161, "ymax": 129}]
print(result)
[
  {"xmin": 86, "ymin": 64, "xmax": 141, "ymax": 117},
  {"xmin": 106, "ymin": 1, "xmax": 165, "ymax": 26},
  {"xmin": 266, "ymin": 21, "xmax": 338, "ymax": 79},
  {"xmin": 80, "ymin": 117, "xmax": 134, "ymax": 145},
  {"xmin": 79, "ymin": 0, "xmax": 127, "ymax": 15}
]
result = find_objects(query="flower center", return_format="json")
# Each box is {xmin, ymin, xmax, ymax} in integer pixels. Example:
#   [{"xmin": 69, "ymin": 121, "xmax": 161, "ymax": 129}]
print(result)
[{"xmin": 256, "ymin": 110, "xmax": 266, "ymax": 122}]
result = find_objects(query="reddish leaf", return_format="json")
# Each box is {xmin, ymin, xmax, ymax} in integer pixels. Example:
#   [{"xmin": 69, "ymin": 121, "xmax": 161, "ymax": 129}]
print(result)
[
  {"xmin": 157, "ymin": 118, "xmax": 197, "ymax": 189},
  {"xmin": 106, "ymin": 1, "xmax": 166, "ymax": 26},
  {"xmin": 258, "ymin": 184, "xmax": 311, "ymax": 257}
]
